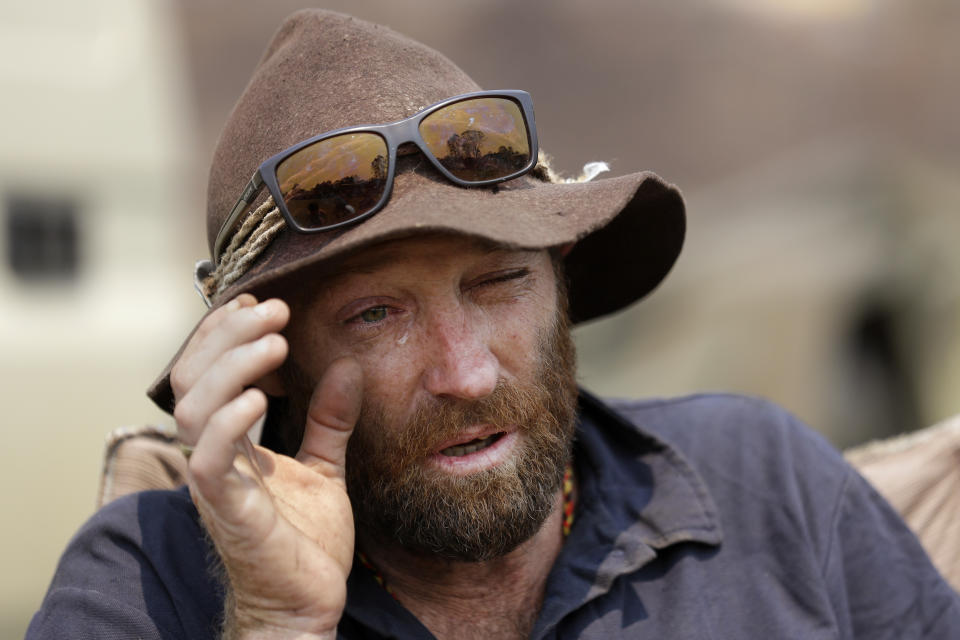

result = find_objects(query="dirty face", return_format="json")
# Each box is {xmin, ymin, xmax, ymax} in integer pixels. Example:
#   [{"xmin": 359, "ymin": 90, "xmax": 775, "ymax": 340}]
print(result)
[{"xmin": 279, "ymin": 233, "xmax": 578, "ymax": 560}]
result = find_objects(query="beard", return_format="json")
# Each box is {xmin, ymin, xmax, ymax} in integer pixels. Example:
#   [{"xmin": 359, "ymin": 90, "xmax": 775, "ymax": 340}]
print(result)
[{"xmin": 345, "ymin": 312, "xmax": 579, "ymax": 562}]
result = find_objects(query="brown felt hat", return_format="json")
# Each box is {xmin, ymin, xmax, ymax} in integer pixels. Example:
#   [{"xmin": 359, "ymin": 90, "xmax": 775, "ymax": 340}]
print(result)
[{"xmin": 147, "ymin": 9, "xmax": 685, "ymax": 413}]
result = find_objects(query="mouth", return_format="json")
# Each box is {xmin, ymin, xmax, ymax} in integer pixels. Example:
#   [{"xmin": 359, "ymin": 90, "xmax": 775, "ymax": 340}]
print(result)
[
  {"xmin": 429, "ymin": 427, "xmax": 517, "ymax": 474},
  {"xmin": 440, "ymin": 433, "xmax": 505, "ymax": 457}
]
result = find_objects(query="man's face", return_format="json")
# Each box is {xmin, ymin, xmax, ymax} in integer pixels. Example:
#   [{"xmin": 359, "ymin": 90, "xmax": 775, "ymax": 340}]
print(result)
[{"xmin": 279, "ymin": 234, "xmax": 578, "ymax": 560}]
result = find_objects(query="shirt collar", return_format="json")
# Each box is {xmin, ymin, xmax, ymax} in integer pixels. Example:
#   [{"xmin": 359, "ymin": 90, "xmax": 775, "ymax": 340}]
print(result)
[
  {"xmin": 577, "ymin": 389, "xmax": 723, "ymax": 552},
  {"xmin": 532, "ymin": 390, "xmax": 723, "ymax": 634}
]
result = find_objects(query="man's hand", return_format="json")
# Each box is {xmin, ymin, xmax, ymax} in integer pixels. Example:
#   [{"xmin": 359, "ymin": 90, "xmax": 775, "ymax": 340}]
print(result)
[{"xmin": 170, "ymin": 294, "xmax": 363, "ymax": 639}]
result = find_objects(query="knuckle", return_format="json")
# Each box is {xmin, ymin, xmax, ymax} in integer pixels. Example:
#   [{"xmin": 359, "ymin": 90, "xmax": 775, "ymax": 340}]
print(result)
[
  {"xmin": 204, "ymin": 402, "xmax": 231, "ymax": 431},
  {"xmin": 316, "ymin": 411, "xmax": 353, "ymax": 432},
  {"xmin": 217, "ymin": 308, "xmax": 260, "ymax": 342},
  {"xmin": 236, "ymin": 292, "xmax": 258, "ymax": 307},
  {"xmin": 243, "ymin": 387, "xmax": 268, "ymax": 414},
  {"xmin": 173, "ymin": 399, "xmax": 198, "ymax": 431},
  {"xmin": 187, "ymin": 453, "xmax": 213, "ymax": 487},
  {"xmin": 194, "ymin": 307, "xmax": 226, "ymax": 339},
  {"xmin": 195, "ymin": 294, "xmax": 253, "ymax": 338},
  {"xmin": 169, "ymin": 366, "xmax": 190, "ymax": 398},
  {"xmin": 224, "ymin": 334, "xmax": 286, "ymax": 369},
  {"xmin": 261, "ymin": 333, "xmax": 289, "ymax": 358}
]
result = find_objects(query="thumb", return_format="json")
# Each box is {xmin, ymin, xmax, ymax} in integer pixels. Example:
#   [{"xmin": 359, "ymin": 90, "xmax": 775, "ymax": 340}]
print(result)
[{"xmin": 295, "ymin": 357, "xmax": 363, "ymax": 478}]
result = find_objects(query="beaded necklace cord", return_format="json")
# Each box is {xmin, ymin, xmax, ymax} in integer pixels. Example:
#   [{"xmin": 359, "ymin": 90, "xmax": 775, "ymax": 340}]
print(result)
[{"xmin": 359, "ymin": 462, "xmax": 577, "ymax": 598}]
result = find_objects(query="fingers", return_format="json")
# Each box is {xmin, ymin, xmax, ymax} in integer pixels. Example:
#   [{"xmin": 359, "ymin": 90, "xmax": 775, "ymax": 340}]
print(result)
[
  {"xmin": 171, "ymin": 295, "xmax": 290, "ymax": 402},
  {"xmin": 189, "ymin": 388, "xmax": 268, "ymax": 503},
  {"xmin": 175, "ymin": 333, "xmax": 288, "ymax": 445},
  {"xmin": 171, "ymin": 294, "xmax": 255, "ymax": 397},
  {"xmin": 172, "ymin": 295, "xmax": 291, "ymax": 445},
  {"xmin": 295, "ymin": 358, "xmax": 364, "ymax": 478}
]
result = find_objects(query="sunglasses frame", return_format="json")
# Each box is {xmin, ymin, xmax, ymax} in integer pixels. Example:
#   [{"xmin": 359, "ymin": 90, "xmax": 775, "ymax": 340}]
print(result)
[{"xmin": 213, "ymin": 89, "xmax": 538, "ymax": 263}]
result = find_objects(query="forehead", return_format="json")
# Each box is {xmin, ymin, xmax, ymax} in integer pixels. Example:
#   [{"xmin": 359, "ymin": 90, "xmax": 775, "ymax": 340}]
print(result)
[
  {"xmin": 336, "ymin": 233, "xmax": 528, "ymax": 273},
  {"xmin": 272, "ymin": 232, "xmax": 548, "ymax": 302}
]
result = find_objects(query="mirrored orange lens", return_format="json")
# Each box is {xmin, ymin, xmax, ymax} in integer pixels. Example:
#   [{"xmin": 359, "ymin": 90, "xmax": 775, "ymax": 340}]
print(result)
[
  {"xmin": 275, "ymin": 132, "xmax": 389, "ymax": 230},
  {"xmin": 419, "ymin": 97, "xmax": 530, "ymax": 181}
]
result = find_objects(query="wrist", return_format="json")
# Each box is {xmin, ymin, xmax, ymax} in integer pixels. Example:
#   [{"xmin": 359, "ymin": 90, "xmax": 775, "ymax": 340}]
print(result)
[
  {"xmin": 222, "ymin": 591, "xmax": 341, "ymax": 640},
  {"xmin": 224, "ymin": 625, "xmax": 337, "ymax": 640},
  {"xmin": 224, "ymin": 617, "xmax": 338, "ymax": 640}
]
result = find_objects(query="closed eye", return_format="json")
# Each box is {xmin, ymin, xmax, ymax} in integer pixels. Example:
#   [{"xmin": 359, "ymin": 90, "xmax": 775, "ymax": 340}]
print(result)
[{"xmin": 471, "ymin": 268, "xmax": 530, "ymax": 290}]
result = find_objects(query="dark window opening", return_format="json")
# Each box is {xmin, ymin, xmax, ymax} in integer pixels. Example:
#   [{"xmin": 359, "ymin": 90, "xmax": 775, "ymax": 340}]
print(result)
[{"xmin": 5, "ymin": 195, "xmax": 81, "ymax": 281}]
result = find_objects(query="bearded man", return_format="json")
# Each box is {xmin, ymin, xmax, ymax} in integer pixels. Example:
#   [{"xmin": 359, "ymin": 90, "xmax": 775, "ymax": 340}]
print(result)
[{"xmin": 29, "ymin": 9, "xmax": 960, "ymax": 640}]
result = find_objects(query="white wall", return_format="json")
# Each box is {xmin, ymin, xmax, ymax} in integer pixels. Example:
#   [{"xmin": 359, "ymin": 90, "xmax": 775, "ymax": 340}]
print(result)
[{"xmin": 0, "ymin": 1, "xmax": 205, "ymax": 634}]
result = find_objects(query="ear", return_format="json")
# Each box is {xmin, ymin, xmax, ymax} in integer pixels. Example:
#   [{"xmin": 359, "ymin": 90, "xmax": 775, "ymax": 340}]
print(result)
[{"xmin": 256, "ymin": 370, "xmax": 287, "ymax": 397}]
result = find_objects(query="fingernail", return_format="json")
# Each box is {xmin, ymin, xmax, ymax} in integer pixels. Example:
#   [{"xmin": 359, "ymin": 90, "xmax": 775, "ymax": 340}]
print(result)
[
  {"xmin": 253, "ymin": 301, "xmax": 273, "ymax": 318},
  {"xmin": 226, "ymin": 298, "xmax": 242, "ymax": 312}
]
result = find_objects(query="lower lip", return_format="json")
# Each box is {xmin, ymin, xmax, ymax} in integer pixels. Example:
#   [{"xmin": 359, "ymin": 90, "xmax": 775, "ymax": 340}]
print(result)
[{"xmin": 427, "ymin": 430, "xmax": 518, "ymax": 475}]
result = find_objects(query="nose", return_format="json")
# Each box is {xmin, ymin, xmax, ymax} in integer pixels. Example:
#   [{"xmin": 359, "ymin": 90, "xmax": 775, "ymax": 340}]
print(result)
[{"xmin": 421, "ymin": 308, "xmax": 498, "ymax": 401}]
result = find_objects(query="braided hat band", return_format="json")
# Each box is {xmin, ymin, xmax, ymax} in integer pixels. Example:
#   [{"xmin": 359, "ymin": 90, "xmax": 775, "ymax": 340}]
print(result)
[{"xmin": 197, "ymin": 154, "xmax": 611, "ymax": 305}]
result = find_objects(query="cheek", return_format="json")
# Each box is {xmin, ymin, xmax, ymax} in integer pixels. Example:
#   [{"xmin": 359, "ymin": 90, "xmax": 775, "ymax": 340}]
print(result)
[
  {"xmin": 346, "ymin": 334, "xmax": 425, "ymax": 420},
  {"xmin": 489, "ymin": 286, "xmax": 559, "ymax": 374},
  {"xmin": 359, "ymin": 349, "xmax": 415, "ymax": 389},
  {"xmin": 490, "ymin": 319, "xmax": 542, "ymax": 378}
]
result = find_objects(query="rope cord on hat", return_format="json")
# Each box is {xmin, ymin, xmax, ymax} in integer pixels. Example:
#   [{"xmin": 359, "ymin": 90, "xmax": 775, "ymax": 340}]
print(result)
[
  {"xmin": 202, "ymin": 153, "xmax": 609, "ymax": 302},
  {"xmin": 202, "ymin": 197, "xmax": 285, "ymax": 300}
]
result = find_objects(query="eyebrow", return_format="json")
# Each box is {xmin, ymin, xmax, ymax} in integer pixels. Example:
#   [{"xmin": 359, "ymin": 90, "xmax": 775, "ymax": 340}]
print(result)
[
  {"xmin": 334, "ymin": 249, "xmax": 408, "ymax": 275},
  {"xmin": 333, "ymin": 237, "xmax": 522, "ymax": 276},
  {"xmin": 293, "ymin": 240, "xmax": 542, "ymax": 309}
]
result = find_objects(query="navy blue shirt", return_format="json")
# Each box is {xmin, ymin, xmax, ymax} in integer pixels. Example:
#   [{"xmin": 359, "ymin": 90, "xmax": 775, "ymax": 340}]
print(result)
[{"xmin": 29, "ymin": 393, "xmax": 960, "ymax": 638}]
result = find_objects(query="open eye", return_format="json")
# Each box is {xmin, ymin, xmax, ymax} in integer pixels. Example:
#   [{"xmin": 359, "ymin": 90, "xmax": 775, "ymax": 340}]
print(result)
[{"xmin": 356, "ymin": 306, "xmax": 389, "ymax": 324}]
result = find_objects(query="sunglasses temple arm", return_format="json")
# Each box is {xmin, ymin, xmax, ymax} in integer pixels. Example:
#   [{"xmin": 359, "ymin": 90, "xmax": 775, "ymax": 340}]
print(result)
[{"xmin": 212, "ymin": 171, "xmax": 266, "ymax": 263}]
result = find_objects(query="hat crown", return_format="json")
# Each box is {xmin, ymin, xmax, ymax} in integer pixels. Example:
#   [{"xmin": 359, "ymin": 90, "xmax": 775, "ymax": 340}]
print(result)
[{"xmin": 206, "ymin": 9, "xmax": 481, "ymax": 253}]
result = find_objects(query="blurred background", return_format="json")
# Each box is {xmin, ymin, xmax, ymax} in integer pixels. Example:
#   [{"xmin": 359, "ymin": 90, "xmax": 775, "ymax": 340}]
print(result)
[{"xmin": 2, "ymin": 0, "xmax": 957, "ymax": 634}]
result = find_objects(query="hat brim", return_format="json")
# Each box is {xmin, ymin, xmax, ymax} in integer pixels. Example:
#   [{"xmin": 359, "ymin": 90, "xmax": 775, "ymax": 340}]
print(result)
[{"xmin": 147, "ymin": 165, "xmax": 684, "ymax": 413}]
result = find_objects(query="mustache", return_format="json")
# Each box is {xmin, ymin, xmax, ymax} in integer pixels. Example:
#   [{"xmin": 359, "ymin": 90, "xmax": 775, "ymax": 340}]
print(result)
[{"xmin": 353, "ymin": 377, "xmax": 551, "ymax": 471}]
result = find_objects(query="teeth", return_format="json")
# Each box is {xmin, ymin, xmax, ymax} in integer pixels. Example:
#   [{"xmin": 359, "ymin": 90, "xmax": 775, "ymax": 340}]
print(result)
[{"xmin": 441, "ymin": 434, "xmax": 497, "ymax": 457}]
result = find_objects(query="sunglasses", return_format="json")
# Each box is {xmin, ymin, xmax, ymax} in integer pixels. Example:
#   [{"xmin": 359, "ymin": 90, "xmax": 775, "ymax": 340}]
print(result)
[{"xmin": 213, "ymin": 90, "xmax": 538, "ymax": 263}]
